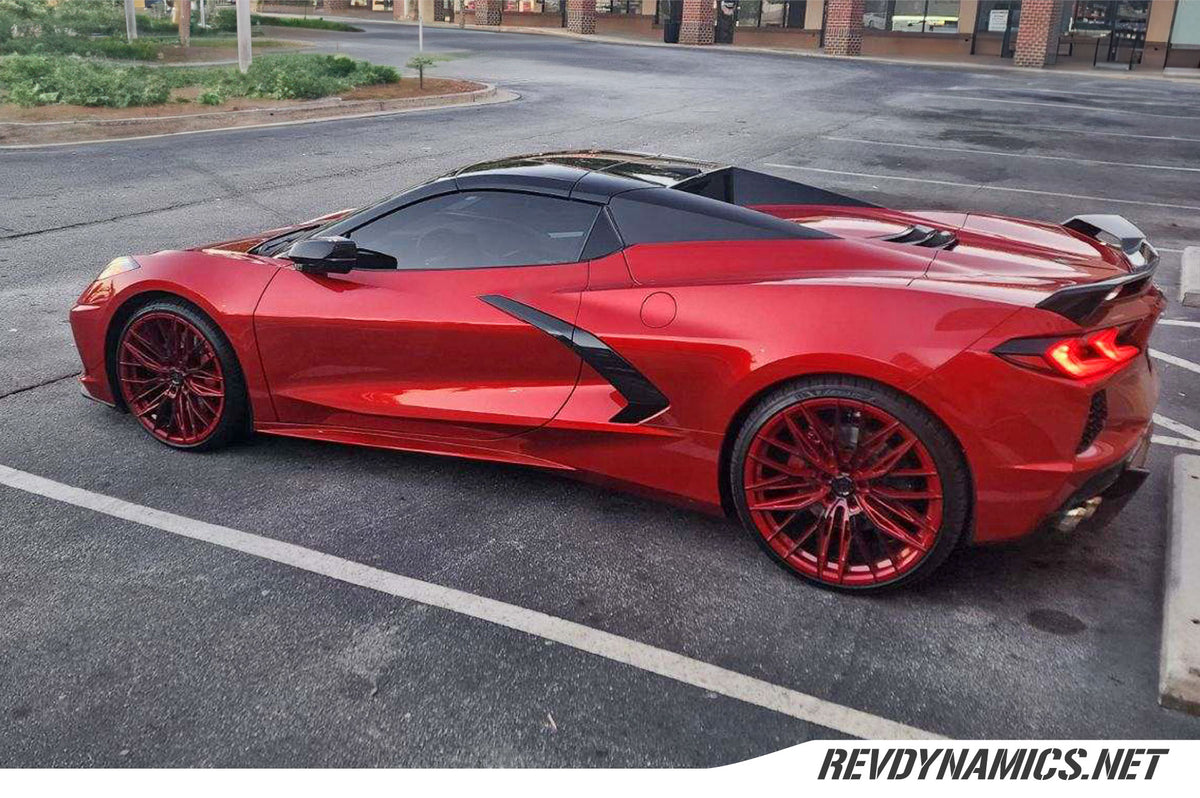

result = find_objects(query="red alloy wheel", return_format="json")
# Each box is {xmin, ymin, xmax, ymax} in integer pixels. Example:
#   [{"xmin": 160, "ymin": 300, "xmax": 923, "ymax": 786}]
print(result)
[
  {"xmin": 116, "ymin": 312, "xmax": 226, "ymax": 447},
  {"xmin": 742, "ymin": 398, "xmax": 944, "ymax": 587}
]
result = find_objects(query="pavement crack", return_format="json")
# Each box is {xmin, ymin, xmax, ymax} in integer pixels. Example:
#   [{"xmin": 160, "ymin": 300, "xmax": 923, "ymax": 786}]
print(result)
[
  {"xmin": 0, "ymin": 371, "xmax": 80, "ymax": 400},
  {"xmin": 0, "ymin": 201, "xmax": 205, "ymax": 242}
]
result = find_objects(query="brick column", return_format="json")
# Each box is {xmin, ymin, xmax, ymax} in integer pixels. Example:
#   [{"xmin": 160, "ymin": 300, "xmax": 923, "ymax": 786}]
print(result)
[
  {"xmin": 566, "ymin": 0, "xmax": 595, "ymax": 34},
  {"xmin": 1013, "ymin": 0, "xmax": 1064, "ymax": 68},
  {"xmin": 325, "ymin": 0, "xmax": 351, "ymax": 13},
  {"xmin": 823, "ymin": 0, "xmax": 864, "ymax": 56},
  {"xmin": 678, "ymin": 0, "xmax": 714, "ymax": 46},
  {"xmin": 475, "ymin": 0, "xmax": 502, "ymax": 25}
]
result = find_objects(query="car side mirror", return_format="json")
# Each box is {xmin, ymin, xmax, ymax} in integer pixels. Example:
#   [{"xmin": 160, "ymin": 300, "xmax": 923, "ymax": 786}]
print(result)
[{"xmin": 285, "ymin": 236, "xmax": 357, "ymax": 274}]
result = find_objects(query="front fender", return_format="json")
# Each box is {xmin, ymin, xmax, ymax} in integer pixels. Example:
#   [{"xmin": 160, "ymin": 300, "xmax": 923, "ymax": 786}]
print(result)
[{"xmin": 69, "ymin": 249, "xmax": 284, "ymax": 421}]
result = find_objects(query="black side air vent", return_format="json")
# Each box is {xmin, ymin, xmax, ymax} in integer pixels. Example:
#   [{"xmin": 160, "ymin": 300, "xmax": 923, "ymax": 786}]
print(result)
[{"xmin": 1077, "ymin": 391, "xmax": 1108, "ymax": 454}]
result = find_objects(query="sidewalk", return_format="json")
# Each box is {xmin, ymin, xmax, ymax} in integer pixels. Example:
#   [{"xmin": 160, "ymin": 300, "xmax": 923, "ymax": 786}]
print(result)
[{"xmin": 262, "ymin": 12, "xmax": 1200, "ymax": 83}]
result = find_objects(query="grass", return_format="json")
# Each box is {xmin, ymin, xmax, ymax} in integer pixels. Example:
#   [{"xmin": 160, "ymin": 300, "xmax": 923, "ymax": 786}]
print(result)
[
  {"xmin": 0, "ymin": 52, "xmax": 400, "ymax": 108},
  {"xmin": 250, "ymin": 15, "xmax": 364, "ymax": 32}
]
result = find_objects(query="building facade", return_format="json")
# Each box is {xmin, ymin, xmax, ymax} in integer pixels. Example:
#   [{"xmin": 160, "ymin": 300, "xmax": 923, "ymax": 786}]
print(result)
[{"xmin": 259, "ymin": 1, "xmax": 1200, "ymax": 72}]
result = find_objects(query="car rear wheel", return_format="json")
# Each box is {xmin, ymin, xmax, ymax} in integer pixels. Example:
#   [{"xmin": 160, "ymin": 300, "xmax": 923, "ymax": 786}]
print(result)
[
  {"xmin": 730, "ymin": 376, "xmax": 969, "ymax": 591},
  {"xmin": 115, "ymin": 300, "xmax": 247, "ymax": 451}
]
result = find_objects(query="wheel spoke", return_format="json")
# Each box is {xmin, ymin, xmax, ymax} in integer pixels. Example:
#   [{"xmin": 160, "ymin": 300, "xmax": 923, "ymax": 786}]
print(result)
[
  {"xmin": 748, "ymin": 487, "xmax": 827, "ymax": 512},
  {"xmin": 859, "ymin": 434, "xmax": 917, "ymax": 480},
  {"xmin": 859, "ymin": 495, "xmax": 930, "ymax": 552}
]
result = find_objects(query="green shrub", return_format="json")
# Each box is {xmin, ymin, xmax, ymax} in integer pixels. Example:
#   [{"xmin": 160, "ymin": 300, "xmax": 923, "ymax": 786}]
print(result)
[
  {"xmin": 0, "ymin": 54, "xmax": 169, "ymax": 107},
  {"xmin": 250, "ymin": 14, "xmax": 363, "ymax": 32},
  {"xmin": 0, "ymin": 53, "xmax": 399, "ymax": 108}
]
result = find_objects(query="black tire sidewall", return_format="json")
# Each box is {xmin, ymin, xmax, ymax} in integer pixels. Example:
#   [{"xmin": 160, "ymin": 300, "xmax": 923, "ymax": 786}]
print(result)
[
  {"xmin": 729, "ymin": 376, "xmax": 970, "ymax": 591},
  {"xmin": 117, "ymin": 300, "xmax": 249, "ymax": 452}
]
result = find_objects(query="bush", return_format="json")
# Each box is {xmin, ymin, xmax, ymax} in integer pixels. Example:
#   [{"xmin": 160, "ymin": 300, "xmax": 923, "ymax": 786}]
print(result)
[
  {"xmin": 250, "ymin": 15, "xmax": 363, "ymax": 32},
  {"xmin": 0, "ymin": 53, "xmax": 399, "ymax": 108},
  {"xmin": 0, "ymin": 54, "xmax": 169, "ymax": 107}
]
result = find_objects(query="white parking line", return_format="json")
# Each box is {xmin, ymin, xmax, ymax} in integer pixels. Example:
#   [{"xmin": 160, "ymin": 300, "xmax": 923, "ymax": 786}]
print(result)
[
  {"xmin": 1161, "ymin": 319, "xmax": 1200, "ymax": 328},
  {"xmin": 920, "ymin": 94, "xmax": 1200, "ymax": 120},
  {"xmin": 1150, "ymin": 349, "xmax": 1200, "ymax": 376},
  {"xmin": 1155, "ymin": 414, "xmax": 1200, "ymax": 443},
  {"xmin": 0, "ymin": 463, "xmax": 941, "ymax": 741},
  {"xmin": 823, "ymin": 136, "xmax": 1200, "ymax": 175},
  {"xmin": 760, "ymin": 164, "xmax": 1200, "ymax": 213},
  {"xmin": 1153, "ymin": 436, "xmax": 1200, "ymax": 453}
]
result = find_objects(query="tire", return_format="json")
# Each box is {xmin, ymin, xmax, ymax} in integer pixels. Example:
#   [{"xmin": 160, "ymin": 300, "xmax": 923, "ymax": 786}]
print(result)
[
  {"xmin": 729, "ymin": 376, "xmax": 969, "ymax": 591},
  {"xmin": 113, "ymin": 299, "xmax": 249, "ymax": 451}
]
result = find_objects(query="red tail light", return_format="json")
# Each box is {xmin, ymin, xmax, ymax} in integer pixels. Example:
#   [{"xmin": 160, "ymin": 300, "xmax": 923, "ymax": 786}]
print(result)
[
  {"xmin": 1045, "ymin": 328, "xmax": 1139, "ymax": 378},
  {"xmin": 994, "ymin": 326, "xmax": 1140, "ymax": 380}
]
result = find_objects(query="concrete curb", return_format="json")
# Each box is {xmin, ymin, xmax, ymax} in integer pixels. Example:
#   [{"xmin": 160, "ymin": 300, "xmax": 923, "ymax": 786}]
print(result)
[
  {"xmin": 0, "ymin": 84, "xmax": 513, "ymax": 149},
  {"xmin": 1181, "ymin": 247, "xmax": 1200, "ymax": 309},
  {"xmin": 1161, "ymin": 454, "xmax": 1200, "ymax": 715}
]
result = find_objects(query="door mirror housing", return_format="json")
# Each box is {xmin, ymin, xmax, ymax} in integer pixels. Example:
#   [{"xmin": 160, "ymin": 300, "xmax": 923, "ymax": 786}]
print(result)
[{"xmin": 285, "ymin": 236, "xmax": 357, "ymax": 274}]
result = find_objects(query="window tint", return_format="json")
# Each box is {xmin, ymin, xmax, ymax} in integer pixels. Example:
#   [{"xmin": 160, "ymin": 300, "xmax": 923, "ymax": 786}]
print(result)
[
  {"xmin": 608, "ymin": 187, "xmax": 830, "ymax": 245},
  {"xmin": 349, "ymin": 191, "xmax": 602, "ymax": 270}
]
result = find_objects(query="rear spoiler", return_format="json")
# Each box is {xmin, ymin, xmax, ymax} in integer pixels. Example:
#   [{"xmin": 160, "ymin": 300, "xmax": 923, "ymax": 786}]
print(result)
[{"xmin": 1036, "ymin": 215, "xmax": 1159, "ymax": 323}]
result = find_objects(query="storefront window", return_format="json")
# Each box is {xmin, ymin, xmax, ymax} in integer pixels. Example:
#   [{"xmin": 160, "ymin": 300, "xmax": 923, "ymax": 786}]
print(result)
[
  {"xmin": 1171, "ymin": 0, "xmax": 1200, "ymax": 46},
  {"xmin": 973, "ymin": 0, "xmax": 1018, "ymax": 34},
  {"xmin": 736, "ymin": 0, "xmax": 806, "ymax": 27},
  {"xmin": 501, "ymin": 0, "xmax": 562, "ymax": 10},
  {"xmin": 596, "ymin": 0, "xmax": 643, "ymax": 13},
  {"xmin": 863, "ymin": 0, "xmax": 959, "ymax": 33},
  {"xmin": 1066, "ymin": 1, "xmax": 1149, "ymax": 37}
]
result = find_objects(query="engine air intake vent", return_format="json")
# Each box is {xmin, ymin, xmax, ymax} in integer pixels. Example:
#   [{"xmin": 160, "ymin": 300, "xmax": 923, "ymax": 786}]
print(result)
[{"xmin": 1077, "ymin": 390, "xmax": 1108, "ymax": 454}]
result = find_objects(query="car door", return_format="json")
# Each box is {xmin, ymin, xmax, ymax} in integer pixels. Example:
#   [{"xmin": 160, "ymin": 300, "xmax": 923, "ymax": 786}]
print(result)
[{"xmin": 253, "ymin": 190, "xmax": 601, "ymax": 442}]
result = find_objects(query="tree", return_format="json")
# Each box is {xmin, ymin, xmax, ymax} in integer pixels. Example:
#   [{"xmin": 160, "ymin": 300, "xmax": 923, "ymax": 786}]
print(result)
[
  {"xmin": 177, "ymin": 0, "xmax": 191, "ymax": 47},
  {"xmin": 406, "ymin": 53, "xmax": 437, "ymax": 89},
  {"xmin": 124, "ymin": 0, "xmax": 137, "ymax": 42}
]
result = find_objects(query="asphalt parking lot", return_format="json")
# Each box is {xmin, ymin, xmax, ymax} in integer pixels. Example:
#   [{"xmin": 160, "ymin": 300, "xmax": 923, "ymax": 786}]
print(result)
[{"xmin": 3, "ymin": 21, "xmax": 1200, "ymax": 766}]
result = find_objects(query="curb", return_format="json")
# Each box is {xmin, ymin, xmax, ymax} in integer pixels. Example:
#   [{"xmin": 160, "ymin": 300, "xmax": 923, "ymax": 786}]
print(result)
[
  {"xmin": 1182, "ymin": 247, "xmax": 1200, "ymax": 309},
  {"xmin": 1160, "ymin": 454, "xmax": 1200, "ymax": 715},
  {"xmin": 0, "ymin": 84, "xmax": 514, "ymax": 149}
]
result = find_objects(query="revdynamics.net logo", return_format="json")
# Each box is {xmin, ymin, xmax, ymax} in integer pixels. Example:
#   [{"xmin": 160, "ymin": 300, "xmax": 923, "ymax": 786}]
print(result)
[{"xmin": 818, "ymin": 747, "xmax": 1169, "ymax": 781}]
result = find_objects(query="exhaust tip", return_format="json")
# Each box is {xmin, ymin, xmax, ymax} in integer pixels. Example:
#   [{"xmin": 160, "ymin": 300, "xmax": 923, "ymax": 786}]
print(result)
[{"xmin": 1056, "ymin": 496, "xmax": 1103, "ymax": 533}]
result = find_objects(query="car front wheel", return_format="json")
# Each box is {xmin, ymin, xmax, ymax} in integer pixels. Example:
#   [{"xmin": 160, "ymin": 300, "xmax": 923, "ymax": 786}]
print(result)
[{"xmin": 114, "ymin": 300, "xmax": 248, "ymax": 451}]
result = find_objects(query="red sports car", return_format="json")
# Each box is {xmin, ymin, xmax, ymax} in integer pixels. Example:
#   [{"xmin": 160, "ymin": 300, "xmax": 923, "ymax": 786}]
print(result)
[{"xmin": 69, "ymin": 151, "xmax": 1163, "ymax": 590}]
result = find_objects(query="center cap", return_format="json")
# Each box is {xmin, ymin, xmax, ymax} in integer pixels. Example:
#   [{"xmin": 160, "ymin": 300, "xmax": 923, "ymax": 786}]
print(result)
[
  {"xmin": 170, "ymin": 370, "xmax": 184, "ymax": 386},
  {"xmin": 831, "ymin": 475, "xmax": 854, "ymax": 497}
]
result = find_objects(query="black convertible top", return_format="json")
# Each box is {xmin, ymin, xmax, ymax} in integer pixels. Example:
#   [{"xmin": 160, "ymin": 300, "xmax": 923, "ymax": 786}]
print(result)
[{"xmin": 442, "ymin": 150, "xmax": 878, "ymax": 208}]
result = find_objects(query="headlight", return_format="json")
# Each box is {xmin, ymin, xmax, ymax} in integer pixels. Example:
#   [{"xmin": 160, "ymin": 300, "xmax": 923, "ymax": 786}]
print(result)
[{"xmin": 95, "ymin": 256, "xmax": 140, "ymax": 281}]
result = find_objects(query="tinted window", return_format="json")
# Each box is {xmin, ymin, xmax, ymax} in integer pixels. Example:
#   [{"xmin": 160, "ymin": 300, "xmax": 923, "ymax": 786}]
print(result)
[
  {"xmin": 349, "ymin": 191, "xmax": 602, "ymax": 270},
  {"xmin": 608, "ymin": 187, "xmax": 832, "ymax": 245}
]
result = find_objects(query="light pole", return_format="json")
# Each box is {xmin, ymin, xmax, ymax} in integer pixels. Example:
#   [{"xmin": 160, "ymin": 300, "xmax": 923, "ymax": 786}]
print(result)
[{"xmin": 418, "ymin": 0, "xmax": 424, "ymax": 52}]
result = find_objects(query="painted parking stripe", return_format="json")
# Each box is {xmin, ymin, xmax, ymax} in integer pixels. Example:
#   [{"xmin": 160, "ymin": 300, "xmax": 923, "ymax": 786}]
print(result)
[
  {"xmin": 1150, "ymin": 349, "xmax": 1200, "ymax": 376},
  {"xmin": 1153, "ymin": 436, "xmax": 1200, "ymax": 453},
  {"xmin": 1161, "ymin": 319, "xmax": 1200, "ymax": 328},
  {"xmin": 823, "ymin": 136, "xmax": 1200, "ymax": 175},
  {"xmin": 760, "ymin": 164, "xmax": 1200, "ymax": 213},
  {"xmin": 1155, "ymin": 414, "xmax": 1200, "ymax": 443},
  {"xmin": 0, "ymin": 463, "xmax": 941, "ymax": 741}
]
